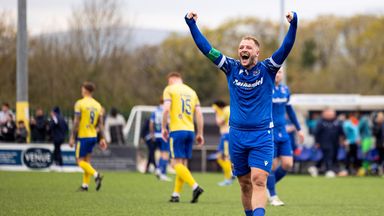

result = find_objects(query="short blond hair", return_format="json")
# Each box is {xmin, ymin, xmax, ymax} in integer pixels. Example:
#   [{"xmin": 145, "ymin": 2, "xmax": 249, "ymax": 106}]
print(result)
[
  {"xmin": 167, "ymin": 72, "xmax": 182, "ymax": 79},
  {"xmin": 242, "ymin": 36, "xmax": 260, "ymax": 47}
]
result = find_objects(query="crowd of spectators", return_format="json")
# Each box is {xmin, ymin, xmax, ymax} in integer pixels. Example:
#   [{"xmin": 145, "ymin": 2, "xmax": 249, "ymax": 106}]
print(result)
[
  {"xmin": 0, "ymin": 103, "xmax": 126, "ymax": 146},
  {"xmin": 305, "ymin": 108, "xmax": 384, "ymax": 177}
]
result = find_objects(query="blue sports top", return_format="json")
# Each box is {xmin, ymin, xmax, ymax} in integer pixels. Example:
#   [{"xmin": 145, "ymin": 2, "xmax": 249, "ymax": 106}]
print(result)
[
  {"xmin": 272, "ymin": 84, "xmax": 301, "ymax": 130},
  {"xmin": 186, "ymin": 12, "xmax": 298, "ymax": 130},
  {"xmin": 150, "ymin": 105, "xmax": 164, "ymax": 138}
]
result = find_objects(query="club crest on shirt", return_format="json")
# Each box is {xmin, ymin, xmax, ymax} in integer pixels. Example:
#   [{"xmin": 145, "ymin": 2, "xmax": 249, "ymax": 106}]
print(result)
[
  {"xmin": 281, "ymin": 86, "xmax": 287, "ymax": 94},
  {"xmin": 253, "ymin": 69, "xmax": 260, "ymax": 76}
]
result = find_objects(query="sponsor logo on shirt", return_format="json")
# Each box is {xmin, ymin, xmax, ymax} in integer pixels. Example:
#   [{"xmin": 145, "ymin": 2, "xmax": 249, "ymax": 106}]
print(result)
[
  {"xmin": 233, "ymin": 77, "xmax": 263, "ymax": 89},
  {"xmin": 272, "ymin": 97, "xmax": 288, "ymax": 103}
]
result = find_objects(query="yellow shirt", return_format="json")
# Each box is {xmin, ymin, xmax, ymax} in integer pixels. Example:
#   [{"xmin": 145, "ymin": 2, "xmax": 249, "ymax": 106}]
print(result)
[
  {"xmin": 74, "ymin": 97, "xmax": 102, "ymax": 138},
  {"xmin": 163, "ymin": 83, "xmax": 200, "ymax": 132},
  {"xmin": 222, "ymin": 106, "xmax": 230, "ymax": 128},
  {"xmin": 213, "ymin": 105, "xmax": 230, "ymax": 134}
]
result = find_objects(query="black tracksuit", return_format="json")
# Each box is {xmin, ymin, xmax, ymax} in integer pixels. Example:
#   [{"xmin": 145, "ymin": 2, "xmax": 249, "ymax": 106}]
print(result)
[{"xmin": 315, "ymin": 118, "xmax": 345, "ymax": 171}]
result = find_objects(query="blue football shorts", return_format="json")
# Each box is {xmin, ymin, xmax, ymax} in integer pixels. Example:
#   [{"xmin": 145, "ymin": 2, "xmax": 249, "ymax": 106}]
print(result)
[
  {"xmin": 76, "ymin": 137, "xmax": 98, "ymax": 158},
  {"xmin": 273, "ymin": 126, "xmax": 293, "ymax": 158},
  {"xmin": 169, "ymin": 131, "xmax": 195, "ymax": 159},
  {"xmin": 229, "ymin": 128, "xmax": 273, "ymax": 176}
]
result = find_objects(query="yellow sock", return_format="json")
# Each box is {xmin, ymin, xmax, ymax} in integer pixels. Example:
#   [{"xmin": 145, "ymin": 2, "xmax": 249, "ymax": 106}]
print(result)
[
  {"xmin": 174, "ymin": 164, "xmax": 196, "ymax": 188},
  {"xmin": 222, "ymin": 160, "xmax": 232, "ymax": 180},
  {"xmin": 173, "ymin": 175, "xmax": 184, "ymax": 194},
  {"xmin": 82, "ymin": 172, "xmax": 91, "ymax": 186},
  {"xmin": 78, "ymin": 161, "xmax": 96, "ymax": 176},
  {"xmin": 217, "ymin": 158, "xmax": 232, "ymax": 180}
]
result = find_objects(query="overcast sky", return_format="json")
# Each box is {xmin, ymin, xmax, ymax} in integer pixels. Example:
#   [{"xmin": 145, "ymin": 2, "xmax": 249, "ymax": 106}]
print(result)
[{"xmin": 0, "ymin": 0, "xmax": 383, "ymax": 35}]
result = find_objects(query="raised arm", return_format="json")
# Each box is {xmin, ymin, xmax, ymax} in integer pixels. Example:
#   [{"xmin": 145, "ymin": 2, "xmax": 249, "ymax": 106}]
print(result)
[
  {"xmin": 270, "ymin": 11, "xmax": 298, "ymax": 68},
  {"xmin": 185, "ymin": 12, "xmax": 228, "ymax": 71}
]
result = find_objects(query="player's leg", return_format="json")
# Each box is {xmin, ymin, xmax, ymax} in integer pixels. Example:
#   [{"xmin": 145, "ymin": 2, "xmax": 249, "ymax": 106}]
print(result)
[
  {"xmin": 269, "ymin": 138, "xmax": 293, "ymax": 205},
  {"xmin": 229, "ymin": 128, "xmax": 253, "ymax": 215},
  {"xmin": 216, "ymin": 135, "xmax": 226, "ymax": 179},
  {"xmin": 158, "ymin": 151, "xmax": 171, "ymax": 181},
  {"xmin": 158, "ymin": 139, "xmax": 171, "ymax": 181},
  {"xmin": 248, "ymin": 129, "xmax": 273, "ymax": 216},
  {"xmin": 75, "ymin": 139, "xmax": 90, "ymax": 191},
  {"xmin": 180, "ymin": 132, "xmax": 203, "ymax": 203},
  {"xmin": 149, "ymin": 140, "xmax": 158, "ymax": 172},
  {"xmin": 170, "ymin": 158, "xmax": 185, "ymax": 202},
  {"xmin": 237, "ymin": 173, "xmax": 253, "ymax": 216},
  {"xmin": 169, "ymin": 131, "xmax": 203, "ymax": 202},
  {"xmin": 77, "ymin": 138, "xmax": 103, "ymax": 191},
  {"xmin": 250, "ymin": 168, "xmax": 269, "ymax": 216},
  {"xmin": 276, "ymin": 156, "xmax": 293, "ymax": 182},
  {"xmin": 217, "ymin": 135, "xmax": 233, "ymax": 186},
  {"xmin": 266, "ymin": 139, "xmax": 279, "ymax": 203},
  {"xmin": 56, "ymin": 141, "xmax": 63, "ymax": 166},
  {"xmin": 155, "ymin": 140, "xmax": 163, "ymax": 178},
  {"xmin": 274, "ymin": 128, "xmax": 293, "ymax": 184},
  {"xmin": 145, "ymin": 140, "xmax": 152, "ymax": 173},
  {"xmin": 76, "ymin": 157, "xmax": 90, "ymax": 191},
  {"xmin": 269, "ymin": 156, "xmax": 293, "ymax": 205},
  {"xmin": 267, "ymin": 157, "xmax": 281, "ymax": 206}
]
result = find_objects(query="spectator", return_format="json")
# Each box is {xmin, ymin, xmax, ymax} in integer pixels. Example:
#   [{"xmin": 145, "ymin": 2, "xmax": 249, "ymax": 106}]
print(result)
[
  {"xmin": 309, "ymin": 108, "xmax": 345, "ymax": 177},
  {"xmin": 105, "ymin": 107, "xmax": 125, "ymax": 145},
  {"xmin": 30, "ymin": 108, "xmax": 48, "ymax": 142},
  {"xmin": 0, "ymin": 102, "xmax": 15, "ymax": 125},
  {"xmin": 16, "ymin": 120, "xmax": 28, "ymax": 143},
  {"xmin": 306, "ymin": 112, "xmax": 320, "ymax": 135},
  {"xmin": 0, "ymin": 113, "xmax": 16, "ymax": 142},
  {"xmin": 359, "ymin": 113, "xmax": 373, "ymax": 176},
  {"xmin": 373, "ymin": 112, "xmax": 384, "ymax": 175},
  {"xmin": 343, "ymin": 112, "xmax": 361, "ymax": 175},
  {"xmin": 49, "ymin": 107, "xmax": 68, "ymax": 167}
]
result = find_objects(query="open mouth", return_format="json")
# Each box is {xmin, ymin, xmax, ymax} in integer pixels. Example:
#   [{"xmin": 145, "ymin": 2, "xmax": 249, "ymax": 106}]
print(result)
[{"xmin": 240, "ymin": 53, "xmax": 250, "ymax": 60}]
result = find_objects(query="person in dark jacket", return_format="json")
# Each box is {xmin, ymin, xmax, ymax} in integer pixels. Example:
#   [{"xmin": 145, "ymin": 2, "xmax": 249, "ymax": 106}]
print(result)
[
  {"xmin": 140, "ymin": 117, "xmax": 157, "ymax": 173},
  {"xmin": 373, "ymin": 112, "xmax": 384, "ymax": 175},
  {"xmin": 30, "ymin": 108, "xmax": 48, "ymax": 142},
  {"xmin": 311, "ymin": 108, "xmax": 345, "ymax": 177},
  {"xmin": 49, "ymin": 107, "xmax": 68, "ymax": 167}
]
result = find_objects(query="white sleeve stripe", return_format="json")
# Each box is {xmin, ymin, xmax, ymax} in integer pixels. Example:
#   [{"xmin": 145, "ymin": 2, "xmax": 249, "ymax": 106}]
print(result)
[
  {"xmin": 217, "ymin": 55, "xmax": 226, "ymax": 68},
  {"xmin": 269, "ymin": 57, "xmax": 282, "ymax": 68}
]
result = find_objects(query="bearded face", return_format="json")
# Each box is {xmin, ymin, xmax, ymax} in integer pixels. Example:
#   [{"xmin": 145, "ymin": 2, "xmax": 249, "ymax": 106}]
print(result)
[{"xmin": 238, "ymin": 39, "xmax": 259, "ymax": 69}]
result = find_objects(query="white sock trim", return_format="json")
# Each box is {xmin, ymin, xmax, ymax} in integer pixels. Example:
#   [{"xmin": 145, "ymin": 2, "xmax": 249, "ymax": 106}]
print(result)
[
  {"xmin": 93, "ymin": 172, "xmax": 98, "ymax": 178},
  {"xmin": 192, "ymin": 183, "xmax": 198, "ymax": 190},
  {"xmin": 172, "ymin": 192, "xmax": 180, "ymax": 197}
]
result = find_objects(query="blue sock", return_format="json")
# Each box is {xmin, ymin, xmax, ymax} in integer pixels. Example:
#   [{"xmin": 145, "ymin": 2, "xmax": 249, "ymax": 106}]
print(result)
[
  {"xmin": 162, "ymin": 158, "xmax": 168, "ymax": 175},
  {"xmin": 253, "ymin": 208, "xmax": 265, "ymax": 216},
  {"xmin": 245, "ymin": 209, "xmax": 253, "ymax": 216},
  {"xmin": 267, "ymin": 171, "xmax": 276, "ymax": 197},
  {"xmin": 158, "ymin": 158, "xmax": 164, "ymax": 172},
  {"xmin": 275, "ymin": 166, "xmax": 287, "ymax": 183}
]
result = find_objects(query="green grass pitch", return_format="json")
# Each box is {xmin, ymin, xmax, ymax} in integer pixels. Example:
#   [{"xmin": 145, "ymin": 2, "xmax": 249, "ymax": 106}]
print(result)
[{"xmin": 0, "ymin": 171, "xmax": 383, "ymax": 216}]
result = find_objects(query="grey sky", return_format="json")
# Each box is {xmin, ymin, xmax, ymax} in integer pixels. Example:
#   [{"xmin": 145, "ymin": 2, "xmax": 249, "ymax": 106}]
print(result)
[{"xmin": 0, "ymin": 0, "xmax": 383, "ymax": 35}]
